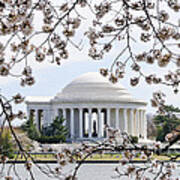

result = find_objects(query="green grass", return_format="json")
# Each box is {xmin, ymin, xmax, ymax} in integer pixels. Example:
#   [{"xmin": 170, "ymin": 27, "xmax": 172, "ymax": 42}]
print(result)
[
  {"xmin": 12, "ymin": 154, "xmax": 56, "ymax": 161},
  {"xmin": 85, "ymin": 153, "xmax": 122, "ymax": 161},
  {"xmin": 7, "ymin": 153, "xmax": 180, "ymax": 162},
  {"xmin": 82, "ymin": 153, "xmax": 180, "ymax": 161}
]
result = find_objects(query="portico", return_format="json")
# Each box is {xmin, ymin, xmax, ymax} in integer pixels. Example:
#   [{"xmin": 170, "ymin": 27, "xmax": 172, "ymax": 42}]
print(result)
[{"xmin": 26, "ymin": 72, "xmax": 147, "ymax": 140}]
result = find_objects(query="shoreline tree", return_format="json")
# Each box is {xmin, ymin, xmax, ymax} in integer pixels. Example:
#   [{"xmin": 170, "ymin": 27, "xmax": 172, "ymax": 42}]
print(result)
[
  {"xmin": 154, "ymin": 105, "xmax": 180, "ymax": 142},
  {"xmin": 0, "ymin": 0, "xmax": 180, "ymax": 179},
  {"xmin": 21, "ymin": 116, "xmax": 40, "ymax": 140},
  {"xmin": 0, "ymin": 128, "xmax": 14, "ymax": 159},
  {"xmin": 21, "ymin": 116, "xmax": 68, "ymax": 143}
]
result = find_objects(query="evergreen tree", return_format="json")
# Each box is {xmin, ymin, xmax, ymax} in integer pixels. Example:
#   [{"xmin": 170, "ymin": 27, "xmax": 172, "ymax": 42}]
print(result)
[
  {"xmin": 42, "ymin": 116, "xmax": 68, "ymax": 142},
  {"xmin": 21, "ymin": 117, "xmax": 40, "ymax": 140},
  {"xmin": 22, "ymin": 116, "xmax": 68, "ymax": 143},
  {"xmin": 0, "ymin": 129, "xmax": 14, "ymax": 158},
  {"xmin": 154, "ymin": 105, "xmax": 180, "ymax": 142}
]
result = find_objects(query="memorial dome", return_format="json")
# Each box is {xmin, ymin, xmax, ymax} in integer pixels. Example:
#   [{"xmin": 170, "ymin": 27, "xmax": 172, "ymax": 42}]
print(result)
[
  {"xmin": 26, "ymin": 71, "xmax": 147, "ymax": 141},
  {"xmin": 53, "ymin": 72, "xmax": 146, "ymax": 104}
]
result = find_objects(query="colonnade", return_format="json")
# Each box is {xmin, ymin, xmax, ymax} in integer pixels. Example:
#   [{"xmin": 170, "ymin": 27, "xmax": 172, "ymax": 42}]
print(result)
[
  {"xmin": 28, "ymin": 108, "xmax": 51, "ymax": 131},
  {"xmin": 28, "ymin": 107, "xmax": 147, "ymax": 139}
]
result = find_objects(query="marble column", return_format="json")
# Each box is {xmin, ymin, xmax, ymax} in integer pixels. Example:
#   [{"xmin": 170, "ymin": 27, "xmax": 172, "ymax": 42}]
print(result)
[
  {"xmin": 70, "ymin": 108, "xmax": 74, "ymax": 138},
  {"xmin": 63, "ymin": 108, "xmax": 66, "ymax": 126},
  {"xmin": 143, "ymin": 110, "xmax": 147, "ymax": 139},
  {"xmin": 130, "ymin": 109, "xmax": 134, "ymax": 136},
  {"xmin": 27, "ymin": 107, "xmax": 30, "ymax": 120},
  {"xmin": 35, "ymin": 109, "xmax": 39, "ymax": 130},
  {"xmin": 115, "ymin": 108, "xmax": 119, "ymax": 129},
  {"xmin": 136, "ymin": 110, "xmax": 139, "ymax": 137},
  {"xmin": 48, "ymin": 108, "xmax": 53, "ymax": 124},
  {"xmin": 79, "ymin": 108, "xmax": 83, "ymax": 138},
  {"xmin": 140, "ymin": 110, "xmax": 144, "ymax": 138},
  {"xmin": 106, "ymin": 108, "xmax": 110, "ymax": 127},
  {"xmin": 98, "ymin": 108, "xmax": 103, "ymax": 138},
  {"xmin": 123, "ymin": 109, "xmax": 128, "ymax": 133},
  {"xmin": 47, "ymin": 109, "xmax": 51, "ymax": 126},
  {"xmin": 54, "ymin": 108, "xmax": 59, "ymax": 120},
  {"xmin": 88, "ymin": 108, "xmax": 92, "ymax": 138},
  {"xmin": 139, "ymin": 110, "xmax": 142, "ymax": 138},
  {"xmin": 43, "ymin": 109, "xmax": 48, "ymax": 127}
]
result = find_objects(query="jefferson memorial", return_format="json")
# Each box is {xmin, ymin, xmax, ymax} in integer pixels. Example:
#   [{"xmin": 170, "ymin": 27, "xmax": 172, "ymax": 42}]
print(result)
[{"xmin": 26, "ymin": 72, "xmax": 147, "ymax": 140}]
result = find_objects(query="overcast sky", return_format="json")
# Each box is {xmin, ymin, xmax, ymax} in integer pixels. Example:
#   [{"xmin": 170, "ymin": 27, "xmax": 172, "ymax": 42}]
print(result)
[
  {"xmin": 0, "ymin": 1, "xmax": 180, "ymax": 126},
  {"xmin": 1, "ymin": 51, "xmax": 179, "ymax": 113}
]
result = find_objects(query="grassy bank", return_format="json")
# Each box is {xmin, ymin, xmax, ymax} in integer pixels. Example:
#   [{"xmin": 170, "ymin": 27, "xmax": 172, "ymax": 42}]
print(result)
[{"xmin": 4, "ymin": 153, "xmax": 180, "ymax": 162}]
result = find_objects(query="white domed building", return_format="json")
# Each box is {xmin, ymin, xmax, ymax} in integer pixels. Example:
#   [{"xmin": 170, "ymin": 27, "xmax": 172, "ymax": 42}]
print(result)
[{"xmin": 26, "ymin": 72, "xmax": 147, "ymax": 140}]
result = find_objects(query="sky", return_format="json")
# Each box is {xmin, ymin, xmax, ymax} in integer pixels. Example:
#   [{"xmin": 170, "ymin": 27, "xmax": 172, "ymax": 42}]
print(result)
[
  {"xmin": 1, "ymin": 42, "xmax": 180, "ymax": 127},
  {"xmin": 1, "ymin": 50, "xmax": 179, "ymax": 113},
  {"xmin": 0, "ymin": 1, "xmax": 180, "ymax": 126}
]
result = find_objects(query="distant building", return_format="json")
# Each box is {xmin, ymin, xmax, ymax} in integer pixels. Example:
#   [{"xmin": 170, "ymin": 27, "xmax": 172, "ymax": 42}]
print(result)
[
  {"xmin": 25, "ymin": 72, "xmax": 147, "ymax": 141},
  {"xmin": 174, "ymin": 113, "xmax": 180, "ymax": 119}
]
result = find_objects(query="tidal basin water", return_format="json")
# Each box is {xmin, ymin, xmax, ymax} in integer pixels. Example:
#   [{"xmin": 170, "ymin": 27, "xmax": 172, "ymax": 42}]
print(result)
[{"xmin": 2, "ymin": 163, "xmax": 180, "ymax": 180}]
